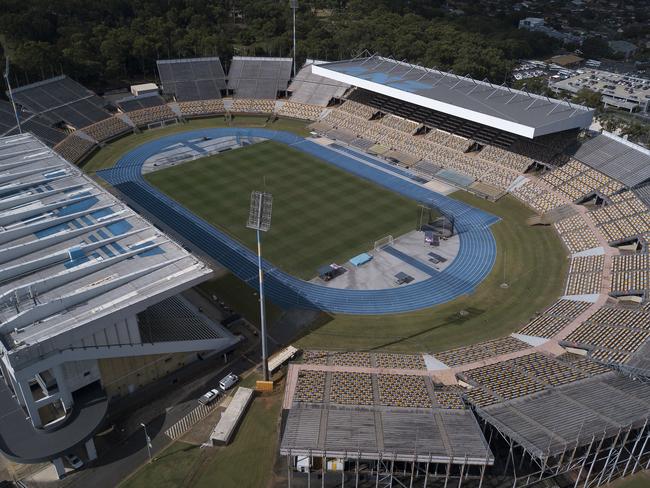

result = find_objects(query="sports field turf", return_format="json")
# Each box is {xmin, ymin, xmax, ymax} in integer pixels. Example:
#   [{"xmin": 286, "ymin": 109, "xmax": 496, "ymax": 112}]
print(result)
[{"xmin": 146, "ymin": 140, "xmax": 422, "ymax": 280}]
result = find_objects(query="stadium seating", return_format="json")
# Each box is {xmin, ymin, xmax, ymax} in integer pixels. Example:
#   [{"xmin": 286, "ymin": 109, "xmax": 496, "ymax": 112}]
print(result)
[
  {"xmin": 374, "ymin": 353, "xmax": 425, "ymax": 370},
  {"xmin": 589, "ymin": 192, "xmax": 650, "ymax": 243},
  {"xmin": 330, "ymin": 372, "xmax": 373, "ymax": 405},
  {"xmin": 541, "ymin": 159, "xmax": 625, "ymax": 202},
  {"xmin": 177, "ymin": 99, "xmax": 226, "ymax": 118},
  {"xmin": 227, "ymin": 57, "xmax": 292, "ymax": 99},
  {"xmin": 294, "ymin": 370, "xmax": 326, "ymax": 402},
  {"xmin": 138, "ymin": 295, "xmax": 223, "ymax": 342},
  {"xmin": 461, "ymin": 352, "xmax": 595, "ymax": 406},
  {"xmin": 510, "ymin": 180, "xmax": 566, "ymax": 213},
  {"xmin": 377, "ymin": 374, "xmax": 432, "ymax": 408},
  {"xmin": 53, "ymin": 133, "xmax": 96, "ymax": 163},
  {"xmin": 11, "ymin": 75, "xmax": 110, "ymax": 128},
  {"xmin": 82, "ymin": 116, "xmax": 133, "ymax": 142},
  {"xmin": 554, "ymin": 214, "xmax": 600, "ymax": 253},
  {"xmin": 277, "ymin": 101, "xmax": 323, "ymax": 121},
  {"xmin": 480, "ymin": 144, "xmax": 533, "ymax": 172},
  {"xmin": 125, "ymin": 105, "xmax": 177, "ymax": 127},
  {"xmin": 157, "ymin": 57, "xmax": 227, "ymax": 101},
  {"xmin": 287, "ymin": 62, "xmax": 349, "ymax": 106},
  {"xmin": 433, "ymin": 385, "xmax": 466, "ymax": 409},
  {"xmin": 338, "ymin": 100, "xmax": 377, "ymax": 119},
  {"xmin": 564, "ymin": 254, "xmax": 605, "ymax": 297},
  {"xmin": 378, "ymin": 114, "xmax": 420, "ymax": 134},
  {"xmin": 563, "ymin": 305, "xmax": 650, "ymax": 362},
  {"xmin": 301, "ymin": 350, "xmax": 329, "ymax": 365},
  {"xmin": 518, "ymin": 299, "xmax": 591, "ymax": 338},
  {"xmin": 435, "ymin": 336, "xmax": 530, "ymax": 367},
  {"xmin": 611, "ymin": 253, "xmax": 649, "ymax": 294},
  {"xmin": 230, "ymin": 98, "xmax": 276, "ymax": 114},
  {"xmin": 329, "ymin": 351, "xmax": 372, "ymax": 367}
]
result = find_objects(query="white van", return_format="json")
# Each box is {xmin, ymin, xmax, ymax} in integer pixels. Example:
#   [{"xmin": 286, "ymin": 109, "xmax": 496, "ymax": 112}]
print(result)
[{"xmin": 219, "ymin": 372, "xmax": 239, "ymax": 391}]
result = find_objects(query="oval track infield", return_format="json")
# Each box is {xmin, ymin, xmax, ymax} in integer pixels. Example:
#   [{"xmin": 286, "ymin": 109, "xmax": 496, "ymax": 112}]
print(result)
[{"xmin": 98, "ymin": 128, "xmax": 499, "ymax": 314}]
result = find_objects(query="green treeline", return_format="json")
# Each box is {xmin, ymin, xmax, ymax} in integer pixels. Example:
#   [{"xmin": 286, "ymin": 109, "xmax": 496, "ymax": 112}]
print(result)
[{"xmin": 0, "ymin": 0, "xmax": 559, "ymax": 91}]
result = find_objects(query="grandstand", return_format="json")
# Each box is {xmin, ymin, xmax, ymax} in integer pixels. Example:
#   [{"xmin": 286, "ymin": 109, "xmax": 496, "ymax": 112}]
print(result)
[
  {"xmin": 568, "ymin": 131, "xmax": 650, "ymax": 189},
  {"xmin": 313, "ymin": 56, "xmax": 593, "ymax": 138},
  {"xmin": 227, "ymin": 56, "xmax": 292, "ymax": 99},
  {"xmin": 157, "ymin": 57, "xmax": 227, "ymax": 101},
  {"xmin": 0, "ymin": 100, "xmax": 66, "ymax": 146},
  {"xmin": 0, "ymin": 133, "xmax": 239, "ymax": 476},
  {"xmin": 282, "ymin": 362, "xmax": 493, "ymax": 486},
  {"xmin": 116, "ymin": 93, "xmax": 166, "ymax": 112},
  {"xmin": 9, "ymin": 75, "xmax": 111, "ymax": 128},
  {"xmin": 12, "ymin": 52, "xmax": 648, "ymax": 486},
  {"xmin": 287, "ymin": 60, "xmax": 349, "ymax": 105}
]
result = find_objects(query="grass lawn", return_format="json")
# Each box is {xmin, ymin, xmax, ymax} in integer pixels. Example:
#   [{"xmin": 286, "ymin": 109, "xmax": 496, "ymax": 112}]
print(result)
[
  {"xmin": 82, "ymin": 115, "xmax": 311, "ymax": 174},
  {"xmin": 120, "ymin": 379, "xmax": 283, "ymax": 488},
  {"xmin": 146, "ymin": 140, "xmax": 423, "ymax": 280}
]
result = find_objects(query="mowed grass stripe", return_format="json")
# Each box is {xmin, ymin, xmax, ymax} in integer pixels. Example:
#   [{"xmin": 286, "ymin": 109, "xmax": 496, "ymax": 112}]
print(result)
[{"xmin": 146, "ymin": 140, "xmax": 421, "ymax": 279}]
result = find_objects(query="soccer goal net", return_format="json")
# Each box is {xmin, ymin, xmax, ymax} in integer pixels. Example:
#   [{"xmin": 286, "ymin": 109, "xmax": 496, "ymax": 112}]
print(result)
[{"xmin": 374, "ymin": 234, "xmax": 394, "ymax": 251}]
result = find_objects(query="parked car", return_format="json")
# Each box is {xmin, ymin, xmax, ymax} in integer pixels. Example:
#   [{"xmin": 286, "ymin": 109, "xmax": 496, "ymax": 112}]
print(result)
[
  {"xmin": 64, "ymin": 453, "xmax": 84, "ymax": 470},
  {"xmin": 218, "ymin": 372, "xmax": 239, "ymax": 391},
  {"xmin": 198, "ymin": 388, "xmax": 221, "ymax": 405}
]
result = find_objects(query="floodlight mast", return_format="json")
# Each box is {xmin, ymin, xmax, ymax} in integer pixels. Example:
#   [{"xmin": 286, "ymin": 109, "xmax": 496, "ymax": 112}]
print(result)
[
  {"xmin": 290, "ymin": 0, "xmax": 298, "ymax": 77},
  {"xmin": 3, "ymin": 59, "xmax": 22, "ymax": 135},
  {"xmin": 247, "ymin": 191, "xmax": 273, "ymax": 381}
]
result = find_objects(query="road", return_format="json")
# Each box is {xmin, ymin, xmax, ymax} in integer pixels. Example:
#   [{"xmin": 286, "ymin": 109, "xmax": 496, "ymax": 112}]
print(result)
[{"xmin": 59, "ymin": 339, "xmax": 264, "ymax": 488}]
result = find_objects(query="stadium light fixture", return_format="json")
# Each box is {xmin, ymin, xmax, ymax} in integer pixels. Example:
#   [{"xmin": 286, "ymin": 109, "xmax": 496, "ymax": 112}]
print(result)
[
  {"xmin": 290, "ymin": 0, "xmax": 298, "ymax": 77},
  {"xmin": 247, "ymin": 191, "xmax": 273, "ymax": 381},
  {"xmin": 3, "ymin": 59, "xmax": 22, "ymax": 135}
]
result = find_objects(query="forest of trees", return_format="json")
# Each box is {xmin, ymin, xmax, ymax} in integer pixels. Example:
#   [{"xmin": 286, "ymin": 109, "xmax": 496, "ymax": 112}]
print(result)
[{"xmin": 0, "ymin": 0, "xmax": 561, "ymax": 92}]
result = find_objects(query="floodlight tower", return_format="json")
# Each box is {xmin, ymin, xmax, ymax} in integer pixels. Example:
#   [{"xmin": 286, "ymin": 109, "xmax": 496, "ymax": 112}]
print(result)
[
  {"xmin": 290, "ymin": 0, "xmax": 298, "ymax": 77},
  {"xmin": 3, "ymin": 59, "xmax": 22, "ymax": 134},
  {"xmin": 247, "ymin": 191, "xmax": 273, "ymax": 381}
]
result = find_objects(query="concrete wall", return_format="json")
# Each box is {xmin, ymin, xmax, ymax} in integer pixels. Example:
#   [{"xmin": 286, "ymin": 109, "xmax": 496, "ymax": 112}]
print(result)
[{"xmin": 98, "ymin": 351, "xmax": 198, "ymax": 400}]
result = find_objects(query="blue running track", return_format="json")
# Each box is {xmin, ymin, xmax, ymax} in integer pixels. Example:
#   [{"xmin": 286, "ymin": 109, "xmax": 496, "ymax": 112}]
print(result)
[{"xmin": 98, "ymin": 128, "xmax": 499, "ymax": 315}]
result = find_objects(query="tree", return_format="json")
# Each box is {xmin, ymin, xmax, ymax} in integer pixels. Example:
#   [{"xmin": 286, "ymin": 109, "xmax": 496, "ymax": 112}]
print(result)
[{"xmin": 573, "ymin": 88, "xmax": 602, "ymax": 109}]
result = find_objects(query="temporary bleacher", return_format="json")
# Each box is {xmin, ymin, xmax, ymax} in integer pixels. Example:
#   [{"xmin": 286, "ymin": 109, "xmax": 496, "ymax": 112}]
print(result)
[
  {"xmin": 10, "ymin": 75, "xmax": 110, "ymax": 128},
  {"xmin": 227, "ymin": 57, "xmax": 292, "ymax": 99},
  {"xmin": 157, "ymin": 57, "xmax": 227, "ymax": 101},
  {"xmin": 288, "ymin": 61, "xmax": 349, "ymax": 106}
]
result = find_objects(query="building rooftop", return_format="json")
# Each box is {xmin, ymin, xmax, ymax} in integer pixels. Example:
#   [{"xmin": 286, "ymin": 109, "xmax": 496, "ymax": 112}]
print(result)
[
  {"xmin": 0, "ymin": 133, "xmax": 212, "ymax": 368},
  {"xmin": 313, "ymin": 56, "xmax": 594, "ymax": 138},
  {"xmin": 551, "ymin": 69, "xmax": 650, "ymax": 111}
]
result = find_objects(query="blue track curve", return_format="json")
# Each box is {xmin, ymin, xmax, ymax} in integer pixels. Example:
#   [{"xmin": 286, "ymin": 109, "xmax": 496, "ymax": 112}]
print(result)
[{"xmin": 98, "ymin": 128, "xmax": 499, "ymax": 314}]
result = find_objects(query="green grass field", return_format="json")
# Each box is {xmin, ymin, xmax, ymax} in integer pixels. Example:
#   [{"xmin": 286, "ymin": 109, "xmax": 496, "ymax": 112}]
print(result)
[
  {"xmin": 120, "ymin": 376, "xmax": 283, "ymax": 488},
  {"xmin": 146, "ymin": 140, "xmax": 423, "ymax": 279}
]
